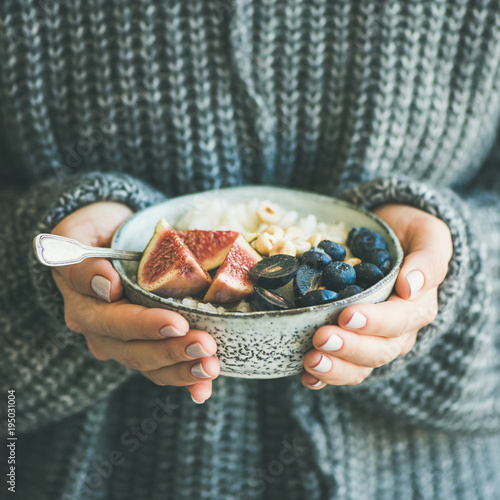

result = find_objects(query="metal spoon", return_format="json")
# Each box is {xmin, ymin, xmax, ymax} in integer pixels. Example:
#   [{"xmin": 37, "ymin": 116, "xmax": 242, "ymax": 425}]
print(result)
[{"xmin": 33, "ymin": 233, "xmax": 142, "ymax": 267}]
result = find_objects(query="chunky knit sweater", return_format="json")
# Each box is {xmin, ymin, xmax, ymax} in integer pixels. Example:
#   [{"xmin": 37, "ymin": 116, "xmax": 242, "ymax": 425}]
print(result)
[{"xmin": 1, "ymin": 1, "xmax": 500, "ymax": 499}]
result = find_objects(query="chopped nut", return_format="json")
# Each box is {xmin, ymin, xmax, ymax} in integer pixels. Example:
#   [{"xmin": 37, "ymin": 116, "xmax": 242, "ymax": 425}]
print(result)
[
  {"xmin": 257, "ymin": 201, "xmax": 281, "ymax": 224},
  {"xmin": 262, "ymin": 225, "xmax": 285, "ymax": 239},
  {"xmin": 255, "ymin": 232, "xmax": 277, "ymax": 255},
  {"xmin": 285, "ymin": 225, "xmax": 304, "ymax": 240},
  {"xmin": 292, "ymin": 239, "xmax": 312, "ymax": 257},
  {"xmin": 269, "ymin": 239, "xmax": 297, "ymax": 257},
  {"xmin": 308, "ymin": 234, "xmax": 328, "ymax": 247},
  {"xmin": 345, "ymin": 257, "xmax": 362, "ymax": 267},
  {"xmin": 243, "ymin": 232, "xmax": 259, "ymax": 243}
]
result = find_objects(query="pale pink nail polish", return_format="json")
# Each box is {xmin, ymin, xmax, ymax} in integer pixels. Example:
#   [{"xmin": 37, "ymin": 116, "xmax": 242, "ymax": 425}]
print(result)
[
  {"xmin": 345, "ymin": 312, "xmax": 367, "ymax": 329},
  {"xmin": 191, "ymin": 394, "xmax": 205, "ymax": 404},
  {"xmin": 309, "ymin": 379, "xmax": 323, "ymax": 388},
  {"xmin": 313, "ymin": 355, "xmax": 333, "ymax": 373},
  {"xmin": 159, "ymin": 326, "xmax": 185, "ymax": 338},
  {"xmin": 320, "ymin": 334, "xmax": 343, "ymax": 352},
  {"xmin": 407, "ymin": 270, "xmax": 425, "ymax": 299},
  {"xmin": 191, "ymin": 362, "xmax": 211, "ymax": 379},
  {"xmin": 91, "ymin": 275, "xmax": 111, "ymax": 302},
  {"xmin": 186, "ymin": 343, "xmax": 212, "ymax": 358}
]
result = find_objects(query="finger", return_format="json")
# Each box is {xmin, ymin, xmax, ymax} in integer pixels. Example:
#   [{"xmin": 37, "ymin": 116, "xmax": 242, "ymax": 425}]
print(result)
[
  {"xmin": 303, "ymin": 350, "xmax": 373, "ymax": 386},
  {"xmin": 313, "ymin": 325, "xmax": 413, "ymax": 369},
  {"xmin": 301, "ymin": 372, "xmax": 327, "ymax": 390},
  {"xmin": 85, "ymin": 329, "xmax": 218, "ymax": 372},
  {"xmin": 187, "ymin": 381, "xmax": 214, "ymax": 404},
  {"xmin": 52, "ymin": 201, "xmax": 133, "ymax": 246},
  {"xmin": 51, "ymin": 202, "xmax": 134, "ymax": 301},
  {"xmin": 336, "ymin": 289, "xmax": 438, "ymax": 339},
  {"xmin": 143, "ymin": 356, "xmax": 220, "ymax": 387},
  {"xmin": 395, "ymin": 215, "xmax": 453, "ymax": 300},
  {"xmin": 53, "ymin": 258, "xmax": 123, "ymax": 302},
  {"xmin": 58, "ymin": 281, "xmax": 191, "ymax": 340}
]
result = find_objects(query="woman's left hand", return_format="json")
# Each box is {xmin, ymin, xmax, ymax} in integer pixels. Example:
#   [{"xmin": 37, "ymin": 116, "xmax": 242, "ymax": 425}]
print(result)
[{"xmin": 302, "ymin": 204, "xmax": 453, "ymax": 389}]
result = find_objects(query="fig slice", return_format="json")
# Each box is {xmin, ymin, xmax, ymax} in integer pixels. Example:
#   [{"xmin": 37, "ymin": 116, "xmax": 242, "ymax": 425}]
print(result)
[
  {"xmin": 203, "ymin": 235, "xmax": 262, "ymax": 304},
  {"xmin": 137, "ymin": 219, "xmax": 211, "ymax": 298},
  {"xmin": 176, "ymin": 229, "xmax": 240, "ymax": 271}
]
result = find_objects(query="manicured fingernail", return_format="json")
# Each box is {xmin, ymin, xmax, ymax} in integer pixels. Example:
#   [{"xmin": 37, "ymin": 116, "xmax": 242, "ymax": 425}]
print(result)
[
  {"xmin": 159, "ymin": 326, "xmax": 185, "ymax": 338},
  {"xmin": 312, "ymin": 355, "xmax": 332, "ymax": 373},
  {"xmin": 91, "ymin": 275, "xmax": 111, "ymax": 302},
  {"xmin": 191, "ymin": 394, "xmax": 206, "ymax": 404},
  {"xmin": 309, "ymin": 379, "xmax": 323, "ymax": 388},
  {"xmin": 186, "ymin": 343, "xmax": 212, "ymax": 358},
  {"xmin": 320, "ymin": 334, "xmax": 343, "ymax": 352},
  {"xmin": 191, "ymin": 362, "xmax": 211, "ymax": 379},
  {"xmin": 407, "ymin": 270, "xmax": 425, "ymax": 299},
  {"xmin": 345, "ymin": 312, "xmax": 367, "ymax": 329}
]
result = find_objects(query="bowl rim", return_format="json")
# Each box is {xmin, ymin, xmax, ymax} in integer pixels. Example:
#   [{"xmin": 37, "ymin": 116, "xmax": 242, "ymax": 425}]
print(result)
[{"xmin": 111, "ymin": 185, "xmax": 404, "ymax": 318}]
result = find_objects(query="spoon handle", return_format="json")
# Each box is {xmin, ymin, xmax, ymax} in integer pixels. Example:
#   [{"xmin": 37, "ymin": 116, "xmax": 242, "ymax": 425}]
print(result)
[{"xmin": 33, "ymin": 233, "xmax": 142, "ymax": 267}]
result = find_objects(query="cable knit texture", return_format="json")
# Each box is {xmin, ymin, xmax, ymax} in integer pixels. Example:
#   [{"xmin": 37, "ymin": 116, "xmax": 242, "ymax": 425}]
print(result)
[{"xmin": 0, "ymin": 1, "xmax": 499, "ymax": 499}]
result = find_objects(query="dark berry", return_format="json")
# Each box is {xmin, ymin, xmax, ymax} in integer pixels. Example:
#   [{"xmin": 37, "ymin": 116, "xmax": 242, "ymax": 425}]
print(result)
[
  {"xmin": 322, "ymin": 261, "xmax": 356, "ymax": 292},
  {"xmin": 251, "ymin": 287, "xmax": 293, "ymax": 311},
  {"xmin": 295, "ymin": 289, "xmax": 339, "ymax": 307},
  {"xmin": 318, "ymin": 240, "xmax": 347, "ymax": 262},
  {"xmin": 293, "ymin": 265, "xmax": 323, "ymax": 297},
  {"xmin": 336, "ymin": 285, "xmax": 364, "ymax": 300},
  {"xmin": 249, "ymin": 254, "xmax": 300, "ymax": 289},
  {"xmin": 361, "ymin": 249, "xmax": 392, "ymax": 275},
  {"xmin": 301, "ymin": 248, "xmax": 332, "ymax": 270},
  {"xmin": 354, "ymin": 262, "xmax": 384, "ymax": 288},
  {"xmin": 348, "ymin": 227, "xmax": 388, "ymax": 258}
]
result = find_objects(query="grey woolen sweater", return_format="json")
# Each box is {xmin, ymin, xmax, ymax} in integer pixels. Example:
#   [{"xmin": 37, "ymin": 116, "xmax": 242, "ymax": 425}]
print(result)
[{"xmin": 1, "ymin": 0, "xmax": 500, "ymax": 499}]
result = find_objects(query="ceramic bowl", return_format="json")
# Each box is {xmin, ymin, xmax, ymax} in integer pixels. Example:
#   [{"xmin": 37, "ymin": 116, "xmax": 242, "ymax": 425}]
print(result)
[{"xmin": 111, "ymin": 186, "xmax": 403, "ymax": 379}]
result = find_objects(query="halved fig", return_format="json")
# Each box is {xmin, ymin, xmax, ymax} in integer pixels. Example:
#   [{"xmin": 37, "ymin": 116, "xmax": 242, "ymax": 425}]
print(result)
[
  {"xmin": 203, "ymin": 235, "xmax": 262, "ymax": 304},
  {"xmin": 137, "ymin": 219, "xmax": 211, "ymax": 298},
  {"xmin": 176, "ymin": 229, "xmax": 239, "ymax": 271}
]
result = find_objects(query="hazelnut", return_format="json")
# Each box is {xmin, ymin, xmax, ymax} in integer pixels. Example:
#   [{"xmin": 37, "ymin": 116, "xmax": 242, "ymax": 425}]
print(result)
[
  {"xmin": 255, "ymin": 232, "xmax": 277, "ymax": 255},
  {"xmin": 269, "ymin": 239, "xmax": 297, "ymax": 257},
  {"xmin": 262, "ymin": 225, "xmax": 285, "ymax": 239},
  {"xmin": 345, "ymin": 257, "xmax": 362, "ymax": 267},
  {"xmin": 257, "ymin": 201, "xmax": 281, "ymax": 224},
  {"xmin": 292, "ymin": 239, "xmax": 312, "ymax": 257}
]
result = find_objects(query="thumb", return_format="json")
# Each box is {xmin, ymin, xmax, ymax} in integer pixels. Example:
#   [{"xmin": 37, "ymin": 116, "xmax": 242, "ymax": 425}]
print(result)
[
  {"xmin": 395, "ymin": 213, "xmax": 453, "ymax": 300},
  {"xmin": 51, "ymin": 202, "xmax": 133, "ymax": 301}
]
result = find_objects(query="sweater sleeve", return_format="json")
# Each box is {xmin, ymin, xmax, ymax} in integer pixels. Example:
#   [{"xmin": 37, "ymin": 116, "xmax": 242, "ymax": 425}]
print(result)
[
  {"xmin": 337, "ymin": 163, "xmax": 500, "ymax": 433},
  {"xmin": 0, "ymin": 172, "xmax": 166, "ymax": 433}
]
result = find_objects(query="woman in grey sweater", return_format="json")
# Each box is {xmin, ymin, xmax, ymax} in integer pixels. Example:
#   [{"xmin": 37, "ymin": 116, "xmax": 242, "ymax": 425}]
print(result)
[{"xmin": 1, "ymin": 0, "xmax": 499, "ymax": 499}]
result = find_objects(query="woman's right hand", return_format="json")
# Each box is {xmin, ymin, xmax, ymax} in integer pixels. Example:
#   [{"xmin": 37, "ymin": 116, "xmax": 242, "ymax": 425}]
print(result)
[{"xmin": 50, "ymin": 201, "xmax": 220, "ymax": 404}]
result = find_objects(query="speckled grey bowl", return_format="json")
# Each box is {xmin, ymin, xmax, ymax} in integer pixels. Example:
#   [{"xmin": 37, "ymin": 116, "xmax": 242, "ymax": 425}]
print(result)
[{"xmin": 111, "ymin": 186, "xmax": 403, "ymax": 379}]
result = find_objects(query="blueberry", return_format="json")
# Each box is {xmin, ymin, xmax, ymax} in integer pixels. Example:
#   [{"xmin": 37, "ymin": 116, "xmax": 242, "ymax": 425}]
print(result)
[
  {"xmin": 318, "ymin": 240, "xmax": 347, "ymax": 262},
  {"xmin": 361, "ymin": 249, "xmax": 392, "ymax": 275},
  {"xmin": 322, "ymin": 261, "xmax": 356, "ymax": 292},
  {"xmin": 348, "ymin": 227, "xmax": 388, "ymax": 258},
  {"xmin": 293, "ymin": 265, "xmax": 323, "ymax": 297},
  {"xmin": 301, "ymin": 248, "xmax": 332, "ymax": 270},
  {"xmin": 336, "ymin": 285, "xmax": 364, "ymax": 300},
  {"xmin": 354, "ymin": 262, "xmax": 384, "ymax": 288},
  {"xmin": 295, "ymin": 289, "xmax": 339, "ymax": 307}
]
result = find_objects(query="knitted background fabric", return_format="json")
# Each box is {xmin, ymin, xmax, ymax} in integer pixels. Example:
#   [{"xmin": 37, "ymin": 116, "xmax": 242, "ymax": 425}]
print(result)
[{"xmin": 0, "ymin": 0, "xmax": 499, "ymax": 499}]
